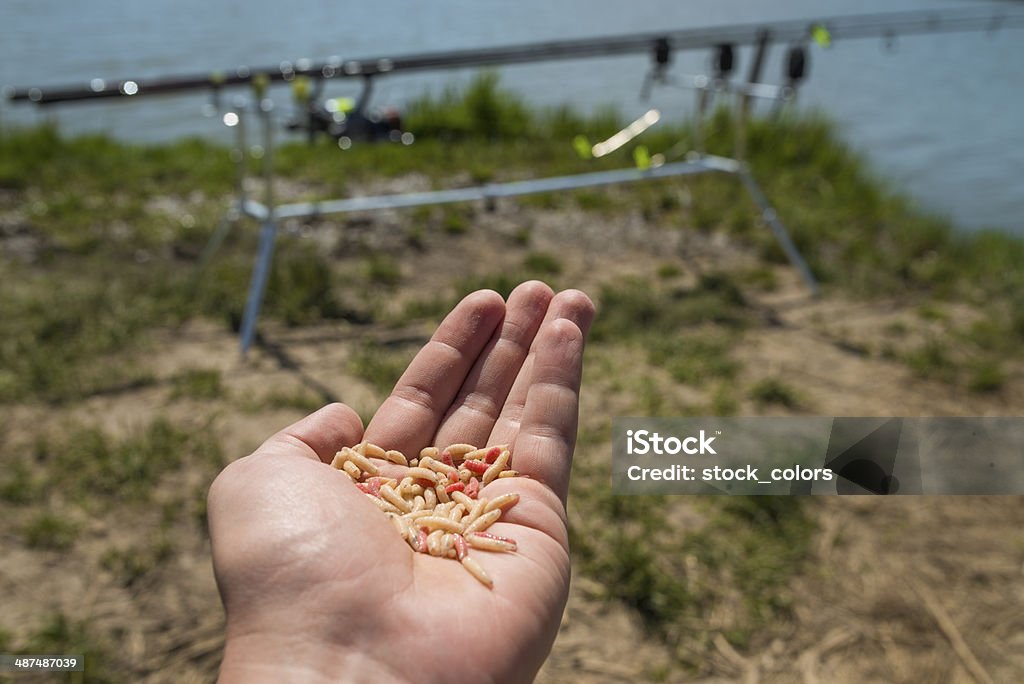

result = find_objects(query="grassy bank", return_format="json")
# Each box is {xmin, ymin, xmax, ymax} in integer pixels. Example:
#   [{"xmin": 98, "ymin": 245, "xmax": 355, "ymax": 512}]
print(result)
[
  {"xmin": 1, "ymin": 74, "xmax": 1022, "ymax": 679},
  {"xmin": 2, "ymin": 76, "xmax": 1020, "ymax": 407}
]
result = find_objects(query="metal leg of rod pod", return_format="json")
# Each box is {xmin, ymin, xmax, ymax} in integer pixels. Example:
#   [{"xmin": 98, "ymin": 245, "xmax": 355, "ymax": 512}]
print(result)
[
  {"xmin": 734, "ymin": 95, "xmax": 746, "ymax": 162},
  {"xmin": 238, "ymin": 218, "xmax": 279, "ymax": 354},
  {"xmin": 200, "ymin": 103, "xmax": 248, "ymax": 267},
  {"xmin": 693, "ymin": 77, "xmax": 709, "ymax": 156},
  {"xmin": 736, "ymin": 165, "xmax": 819, "ymax": 296},
  {"xmin": 239, "ymin": 99, "xmax": 278, "ymax": 355}
]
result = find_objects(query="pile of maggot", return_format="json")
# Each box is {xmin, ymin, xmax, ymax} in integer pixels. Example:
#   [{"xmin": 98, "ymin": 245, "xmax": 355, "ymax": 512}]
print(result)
[{"xmin": 331, "ymin": 442, "xmax": 522, "ymax": 588}]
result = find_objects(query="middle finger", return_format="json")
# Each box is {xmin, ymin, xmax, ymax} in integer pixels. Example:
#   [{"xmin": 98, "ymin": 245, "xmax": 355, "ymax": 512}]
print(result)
[{"xmin": 433, "ymin": 280, "xmax": 553, "ymax": 448}]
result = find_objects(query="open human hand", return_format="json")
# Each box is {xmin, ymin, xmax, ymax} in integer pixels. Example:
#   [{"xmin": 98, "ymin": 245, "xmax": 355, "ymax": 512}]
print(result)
[{"xmin": 208, "ymin": 281, "xmax": 595, "ymax": 683}]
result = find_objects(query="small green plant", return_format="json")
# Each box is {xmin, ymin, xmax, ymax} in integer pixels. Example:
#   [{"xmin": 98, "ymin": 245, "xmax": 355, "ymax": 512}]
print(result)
[
  {"xmin": 258, "ymin": 389, "xmax": 325, "ymax": 413},
  {"xmin": 646, "ymin": 663, "xmax": 672, "ymax": 683},
  {"xmin": 522, "ymin": 251, "xmax": 562, "ymax": 276},
  {"xmin": 687, "ymin": 497, "xmax": 814, "ymax": 625},
  {"xmin": 963, "ymin": 319, "xmax": 1006, "ymax": 353},
  {"xmin": 21, "ymin": 613, "xmax": 122, "ymax": 683},
  {"xmin": 511, "ymin": 226, "xmax": 533, "ymax": 246},
  {"xmin": 884, "ymin": 321, "xmax": 909, "ymax": 337},
  {"xmin": 570, "ymin": 495, "xmax": 690, "ymax": 633},
  {"xmin": 29, "ymin": 419, "xmax": 222, "ymax": 507},
  {"xmin": 266, "ymin": 243, "xmax": 349, "ymax": 325},
  {"xmin": 349, "ymin": 342, "xmax": 412, "ymax": 393},
  {"xmin": 405, "ymin": 71, "xmax": 534, "ymax": 140},
  {"xmin": 711, "ymin": 384, "xmax": 739, "ymax": 415},
  {"xmin": 468, "ymin": 164, "xmax": 495, "ymax": 183},
  {"xmin": 656, "ymin": 263, "xmax": 682, "ymax": 279},
  {"xmin": 441, "ymin": 207, "xmax": 470, "ymax": 235},
  {"xmin": 405, "ymin": 224, "xmax": 426, "ymax": 249},
  {"xmin": 916, "ymin": 301, "xmax": 947, "ymax": 321},
  {"xmin": 519, "ymin": 192, "xmax": 563, "ymax": 210},
  {"xmin": 570, "ymin": 489, "xmax": 814, "ymax": 648},
  {"xmin": 170, "ymin": 368, "xmax": 223, "ymax": 400},
  {"xmin": 591, "ymin": 274, "xmax": 749, "ymax": 345},
  {"xmin": 365, "ymin": 254, "xmax": 402, "ymax": 287},
  {"xmin": 904, "ymin": 340, "xmax": 955, "ymax": 383},
  {"xmin": 0, "ymin": 460, "xmax": 36, "ymax": 504},
  {"xmin": 968, "ymin": 360, "xmax": 1005, "ymax": 393},
  {"xmin": 749, "ymin": 377, "xmax": 802, "ymax": 409},
  {"xmin": 636, "ymin": 376, "xmax": 666, "ymax": 416},
  {"xmin": 574, "ymin": 190, "xmax": 616, "ymax": 212},
  {"xmin": 102, "ymin": 547, "xmax": 153, "ymax": 588},
  {"xmin": 454, "ymin": 273, "xmax": 523, "ymax": 300},
  {"xmin": 739, "ymin": 266, "xmax": 778, "ymax": 291},
  {"xmin": 649, "ymin": 333, "xmax": 740, "ymax": 385},
  {"xmin": 102, "ymin": 536, "xmax": 175, "ymax": 588},
  {"xmin": 22, "ymin": 510, "xmax": 79, "ymax": 550},
  {"xmin": 399, "ymin": 295, "xmax": 451, "ymax": 322}
]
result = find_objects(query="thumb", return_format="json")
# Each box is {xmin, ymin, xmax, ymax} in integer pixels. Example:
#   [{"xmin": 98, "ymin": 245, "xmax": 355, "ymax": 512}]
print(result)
[{"xmin": 264, "ymin": 402, "xmax": 365, "ymax": 463}]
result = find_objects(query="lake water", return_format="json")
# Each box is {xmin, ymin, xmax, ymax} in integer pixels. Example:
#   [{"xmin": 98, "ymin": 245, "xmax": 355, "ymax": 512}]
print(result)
[{"xmin": 1, "ymin": 0, "xmax": 1021, "ymax": 232}]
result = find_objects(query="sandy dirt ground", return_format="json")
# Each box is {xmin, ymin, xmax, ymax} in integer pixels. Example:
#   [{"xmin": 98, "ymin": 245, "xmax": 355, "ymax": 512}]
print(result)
[{"xmin": 2, "ymin": 193, "xmax": 1022, "ymax": 683}]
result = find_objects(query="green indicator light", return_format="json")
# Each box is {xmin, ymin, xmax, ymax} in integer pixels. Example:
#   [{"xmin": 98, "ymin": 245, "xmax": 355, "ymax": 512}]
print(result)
[
  {"xmin": 633, "ymin": 145, "xmax": 651, "ymax": 170},
  {"xmin": 572, "ymin": 135, "xmax": 592, "ymax": 159},
  {"xmin": 811, "ymin": 24, "xmax": 832, "ymax": 48},
  {"xmin": 252, "ymin": 73, "xmax": 269, "ymax": 98},
  {"xmin": 292, "ymin": 76, "xmax": 311, "ymax": 103}
]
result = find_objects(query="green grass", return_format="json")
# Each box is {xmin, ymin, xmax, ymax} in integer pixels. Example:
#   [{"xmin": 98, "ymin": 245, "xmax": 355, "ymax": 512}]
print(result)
[
  {"xmin": 3, "ymin": 74, "xmax": 1023, "ymax": 678},
  {"xmin": 634, "ymin": 375, "xmax": 670, "ymax": 416},
  {"xmin": 749, "ymin": 377, "xmax": 804, "ymax": 409},
  {"xmin": 0, "ymin": 229, "xmax": 374, "ymax": 404},
  {"xmin": 2, "ymin": 419, "xmax": 223, "ymax": 510},
  {"xmin": 569, "ymin": 494, "xmax": 690, "ymax": 632},
  {"xmin": 967, "ymin": 360, "xmax": 1006, "ymax": 393},
  {"xmin": 710, "ymin": 384, "xmax": 739, "ymax": 415},
  {"xmin": 404, "ymin": 71, "xmax": 623, "ymax": 144},
  {"xmin": 365, "ymin": 253, "xmax": 402, "ymax": 287},
  {"xmin": 592, "ymin": 273, "xmax": 750, "ymax": 345},
  {"xmin": 244, "ymin": 388, "xmax": 326, "ymax": 413},
  {"xmin": 441, "ymin": 206, "xmax": 471, "ymax": 235},
  {"xmin": 14, "ymin": 613, "xmax": 123, "ymax": 683},
  {"xmin": 686, "ymin": 497, "xmax": 815, "ymax": 632},
  {"xmin": 0, "ymin": 461, "xmax": 36, "ymax": 504},
  {"xmin": 649, "ymin": 333, "xmax": 741, "ymax": 385},
  {"xmin": 348, "ymin": 341, "xmax": 414, "ymax": 394},
  {"xmin": 0, "ymin": 123, "xmax": 233, "ymax": 196},
  {"xmin": 262, "ymin": 243, "xmax": 361, "ymax": 325},
  {"xmin": 21, "ymin": 510, "xmax": 80, "ymax": 550},
  {"xmin": 101, "ymin": 535, "xmax": 175, "ymax": 588},
  {"xmin": 569, "ymin": 484, "xmax": 815, "ymax": 652},
  {"xmin": 591, "ymin": 274, "xmax": 750, "ymax": 393},
  {"xmin": 398, "ymin": 295, "xmax": 452, "ymax": 323},
  {"xmin": 521, "ymin": 251, "xmax": 562, "ymax": 276},
  {"xmin": 170, "ymin": 368, "xmax": 224, "ymax": 400},
  {"xmin": 2, "ymin": 74, "xmax": 1021, "ymax": 406},
  {"xmin": 904, "ymin": 339, "xmax": 957, "ymax": 384},
  {"xmin": 0, "ymin": 266, "xmax": 169, "ymax": 403},
  {"xmin": 656, "ymin": 263, "xmax": 682, "ymax": 279}
]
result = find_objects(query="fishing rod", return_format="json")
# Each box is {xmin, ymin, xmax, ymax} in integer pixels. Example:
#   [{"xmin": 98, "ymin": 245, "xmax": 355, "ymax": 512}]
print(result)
[{"xmin": 4, "ymin": 5, "xmax": 1023, "ymax": 106}]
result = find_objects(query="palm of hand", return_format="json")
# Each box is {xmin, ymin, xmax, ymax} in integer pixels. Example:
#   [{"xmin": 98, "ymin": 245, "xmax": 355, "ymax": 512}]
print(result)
[{"xmin": 209, "ymin": 283, "xmax": 594, "ymax": 683}]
